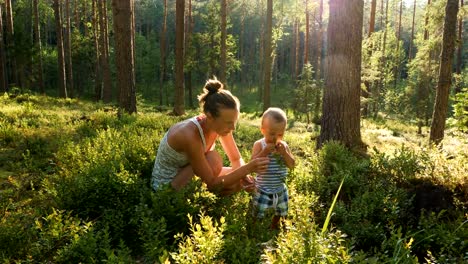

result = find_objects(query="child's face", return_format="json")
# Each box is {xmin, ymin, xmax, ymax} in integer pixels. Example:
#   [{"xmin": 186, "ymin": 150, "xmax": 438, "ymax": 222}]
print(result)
[{"xmin": 261, "ymin": 117, "xmax": 286, "ymax": 144}]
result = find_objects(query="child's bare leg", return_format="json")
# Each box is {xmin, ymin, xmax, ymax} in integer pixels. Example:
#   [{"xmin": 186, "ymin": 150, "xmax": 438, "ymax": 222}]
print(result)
[{"xmin": 270, "ymin": 215, "xmax": 282, "ymax": 230}]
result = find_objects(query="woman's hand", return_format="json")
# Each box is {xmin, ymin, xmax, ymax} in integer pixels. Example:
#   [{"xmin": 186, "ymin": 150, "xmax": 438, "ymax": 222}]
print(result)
[{"xmin": 249, "ymin": 157, "xmax": 270, "ymax": 174}]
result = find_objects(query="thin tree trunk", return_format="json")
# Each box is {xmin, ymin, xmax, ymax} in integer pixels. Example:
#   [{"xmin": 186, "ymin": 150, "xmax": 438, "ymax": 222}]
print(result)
[
  {"xmin": 92, "ymin": 0, "xmax": 101, "ymax": 101},
  {"xmin": 408, "ymin": 0, "xmax": 416, "ymax": 63},
  {"xmin": 295, "ymin": 19, "xmax": 300, "ymax": 80},
  {"xmin": 159, "ymin": 0, "xmax": 167, "ymax": 106},
  {"xmin": 33, "ymin": 0, "xmax": 44, "ymax": 94},
  {"xmin": 53, "ymin": 0, "xmax": 67, "ymax": 98},
  {"xmin": 83, "ymin": 0, "xmax": 88, "ymax": 37},
  {"xmin": 430, "ymin": 0, "xmax": 459, "ymax": 144},
  {"xmin": 101, "ymin": 1, "xmax": 112, "ymax": 102},
  {"xmin": 313, "ymin": 0, "xmax": 324, "ymax": 122},
  {"xmin": 112, "ymin": 0, "xmax": 137, "ymax": 114},
  {"xmin": 240, "ymin": 3, "xmax": 246, "ymax": 89},
  {"xmin": 363, "ymin": 0, "xmax": 377, "ymax": 117},
  {"xmin": 0, "ymin": 3, "xmax": 7, "ymax": 92},
  {"xmin": 263, "ymin": 0, "xmax": 273, "ymax": 112},
  {"xmin": 393, "ymin": 0, "xmax": 402, "ymax": 89},
  {"xmin": 417, "ymin": 0, "xmax": 431, "ymax": 134},
  {"xmin": 318, "ymin": 0, "xmax": 364, "ymax": 151},
  {"xmin": 375, "ymin": 0, "xmax": 389, "ymax": 118},
  {"xmin": 185, "ymin": 0, "xmax": 194, "ymax": 107},
  {"xmin": 304, "ymin": 0, "xmax": 309, "ymax": 66},
  {"xmin": 5, "ymin": 0, "xmax": 18, "ymax": 87},
  {"xmin": 455, "ymin": 0, "xmax": 464, "ymax": 94},
  {"xmin": 65, "ymin": 0, "xmax": 74, "ymax": 97},
  {"xmin": 174, "ymin": 0, "xmax": 185, "ymax": 116},
  {"xmin": 220, "ymin": 0, "xmax": 227, "ymax": 85}
]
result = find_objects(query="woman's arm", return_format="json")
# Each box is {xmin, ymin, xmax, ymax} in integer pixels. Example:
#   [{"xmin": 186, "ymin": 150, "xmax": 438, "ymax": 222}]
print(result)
[
  {"xmin": 187, "ymin": 133, "xmax": 268, "ymax": 191},
  {"xmin": 219, "ymin": 133, "xmax": 244, "ymax": 169}
]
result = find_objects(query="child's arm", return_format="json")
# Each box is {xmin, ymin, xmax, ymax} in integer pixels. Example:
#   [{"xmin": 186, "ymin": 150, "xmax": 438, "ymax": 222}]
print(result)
[{"xmin": 276, "ymin": 141, "xmax": 295, "ymax": 169}]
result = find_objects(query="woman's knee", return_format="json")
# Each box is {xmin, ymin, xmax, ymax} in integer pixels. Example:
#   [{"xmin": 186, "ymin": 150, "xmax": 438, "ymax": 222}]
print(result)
[{"xmin": 205, "ymin": 151, "xmax": 223, "ymax": 176}]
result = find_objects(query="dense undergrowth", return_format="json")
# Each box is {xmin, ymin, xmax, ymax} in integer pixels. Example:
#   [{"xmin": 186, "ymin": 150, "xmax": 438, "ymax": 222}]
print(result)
[{"xmin": 0, "ymin": 94, "xmax": 467, "ymax": 263}]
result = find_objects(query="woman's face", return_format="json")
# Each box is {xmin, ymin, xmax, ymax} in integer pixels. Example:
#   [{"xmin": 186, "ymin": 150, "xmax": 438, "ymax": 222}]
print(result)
[
  {"xmin": 261, "ymin": 117, "xmax": 286, "ymax": 144},
  {"xmin": 207, "ymin": 108, "xmax": 239, "ymax": 136}
]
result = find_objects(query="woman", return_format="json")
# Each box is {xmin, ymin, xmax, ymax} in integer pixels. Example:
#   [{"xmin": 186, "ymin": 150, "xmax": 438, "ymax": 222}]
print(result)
[{"xmin": 151, "ymin": 78, "xmax": 269, "ymax": 195}]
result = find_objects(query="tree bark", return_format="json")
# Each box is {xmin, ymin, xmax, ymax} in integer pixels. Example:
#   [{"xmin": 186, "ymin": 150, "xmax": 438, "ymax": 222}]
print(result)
[
  {"xmin": 262, "ymin": 0, "xmax": 273, "ymax": 112},
  {"xmin": 159, "ymin": 0, "xmax": 167, "ymax": 106},
  {"xmin": 430, "ymin": 0, "xmax": 459, "ymax": 145},
  {"xmin": 408, "ymin": 0, "xmax": 416, "ymax": 63},
  {"xmin": 92, "ymin": 0, "xmax": 101, "ymax": 101},
  {"xmin": 0, "ymin": 3, "xmax": 8, "ymax": 92},
  {"xmin": 4, "ymin": 0, "xmax": 18, "ymax": 87},
  {"xmin": 33, "ymin": 0, "xmax": 45, "ymax": 94},
  {"xmin": 317, "ymin": 0, "xmax": 364, "ymax": 151},
  {"xmin": 112, "ymin": 0, "xmax": 137, "ymax": 114},
  {"xmin": 65, "ymin": 0, "xmax": 74, "ymax": 97},
  {"xmin": 455, "ymin": 0, "xmax": 464, "ymax": 94},
  {"xmin": 220, "ymin": 0, "xmax": 227, "ymax": 85},
  {"xmin": 363, "ymin": 0, "xmax": 377, "ymax": 117},
  {"xmin": 393, "ymin": 0, "xmax": 402, "ymax": 89},
  {"xmin": 304, "ymin": 0, "xmax": 309, "ymax": 65},
  {"xmin": 295, "ymin": 19, "xmax": 300, "ymax": 80},
  {"xmin": 174, "ymin": 0, "xmax": 185, "ymax": 116},
  {"xmin": 100, "ymin": 1, "xmax": 112, "ymax": 102},
  {"xmin": 185, "ymin": 0, "xmax": 194, "ymax": 107},
  {"xmin": 53, "ymin": 0, "xmax": 67, "ymax": 98}
]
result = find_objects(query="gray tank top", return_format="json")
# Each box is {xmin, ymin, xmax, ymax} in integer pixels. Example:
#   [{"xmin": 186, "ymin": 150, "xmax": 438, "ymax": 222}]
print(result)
[{"xmin": 151, "ymin": 117, "xmax": 206, "ymax": 190}]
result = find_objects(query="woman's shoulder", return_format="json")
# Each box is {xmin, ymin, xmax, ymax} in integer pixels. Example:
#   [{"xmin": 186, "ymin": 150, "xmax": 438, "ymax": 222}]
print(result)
[{"xmin": 167, "ymin": 118, "xmax": 201, "ymax": 149}]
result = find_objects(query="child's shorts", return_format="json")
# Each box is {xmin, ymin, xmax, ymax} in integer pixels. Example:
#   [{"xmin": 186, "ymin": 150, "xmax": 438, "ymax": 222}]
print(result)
[{"xmin": 252, "ymin": 187, "xmax": 288, "ymax": 218}]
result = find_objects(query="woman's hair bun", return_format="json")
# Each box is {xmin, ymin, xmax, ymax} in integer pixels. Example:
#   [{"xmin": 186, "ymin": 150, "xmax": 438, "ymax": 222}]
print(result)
[{"xmin": 205, "ymin": 79, "xmax": 223, "ymax": 94}]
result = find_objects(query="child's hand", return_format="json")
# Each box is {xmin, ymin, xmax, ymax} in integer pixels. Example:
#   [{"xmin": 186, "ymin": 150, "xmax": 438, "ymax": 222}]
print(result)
[
  {"xmin": 275, "ymin": 141, "xmax": 287, "ymax": 155},
  {"xmin": 264, "ymin": 143, "xmax": 277, "ymax": 154}
]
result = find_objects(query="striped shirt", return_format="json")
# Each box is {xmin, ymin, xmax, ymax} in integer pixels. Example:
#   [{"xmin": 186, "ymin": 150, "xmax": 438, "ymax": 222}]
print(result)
[{"xmin": 255, "ymin": 138, "xmax": 289, "ymax": 194}]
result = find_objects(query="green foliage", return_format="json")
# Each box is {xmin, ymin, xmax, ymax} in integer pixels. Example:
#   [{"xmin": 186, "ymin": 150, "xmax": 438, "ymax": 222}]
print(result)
[
  {"xmin": 293, "ymin": 63, "xmax": 321, "ymax": 124},
  {"xmin": 171, "ymin": 213, "xmax": 226, "ymax": 264},
  {"xmin": 452, "ymin": 87, "xmax": 468, "ymax": 132},
  {"xmin": 0, "ymin": 95, "xmax": 467, "ymax": 263}
]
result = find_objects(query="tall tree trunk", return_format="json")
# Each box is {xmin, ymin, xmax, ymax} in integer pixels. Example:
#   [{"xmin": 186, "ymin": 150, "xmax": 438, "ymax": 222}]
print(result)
[
  {"xmin": 375, "ymin": 0, "xmax": 389, "ymax": 117},
  {"xmin": 101, "ymin": 1, "xmax": 112, "ymax": 102},
  {"xmin": 262, "ymin": 0, "xmax": 273, "ymax": 112},
  {"xmin": 304, "ymin": 0, "xmax": 309, "ymax": 66},
  {"xmin": 65, "ymin": 0, "xmax": 74, "ymax": 97},
  {"xmin": 33, "ymin": 0, "xmax": 45, "ymax": 94},
  {"xmin": 174, "ymin": 0, "xmax": 185, "ymax": 116},
  {"xmin": 393, "ymin": 0, "xmax": 402, "ymax": 89},
  {"xmin": 112, "ymin": 0, "xmax": 137, "ymax": 114},
  {"xmin": 159, "ymin": 0, "xmax": 167, "ymax": 106},
  {"xmin": 363, "ymin": 0, "xmax": 377, "ymax": 117},
  {"xmin": 429, "ymin": 0, "xmax": 459, "ymax": 145},
  {"xmin": 83, "ymin": 0, "xmax": 89, "ymax": 37},
  {"xmin": 4, "ymin": 0, "xmax": 18, "ymax": 87},
  {"xmin": 416, "ymin": 0, "xmax": 431, "ymax": 134},
  {"xmin": 295, "ymin": 19, "xmax": 300, "ymax": 80},
  {"xmin": 92, "ymin": 0, "xmax": 101, "ymax": 101},
  {"xmin": 408, "ymin": 0, "xmax": 416, "ymax": 63},
  {"xmin": 317, "ymin": 0, "xmax": 364, "ymax": 151},
  {"xmin": 53, "ymin": 0, "xmax": 67, "ymax": 98},
  {"xmin": 0, "ymin": 3, "xmax": 8, "ymax": 93},
  {"xmin": 455, "ymin": 0, "xmax": 464, "ymax": 94},
  {"xmin": 185, "ymin": 0, "xmax": 194, "ymax": 107},
  {"xmin": 313, "ymin": 0, "xmax": 324, "ymax": 122},
  {"xmin": 220, "ymin": 0, "xmax": 227, "ymax": 85},
  {"xmin": 74, "ymin": 0, "xmax": 79, "ymax": 32},
  {"xmin": 239, "ymin": 3, "xmax": 246, "ymax": 90}
]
